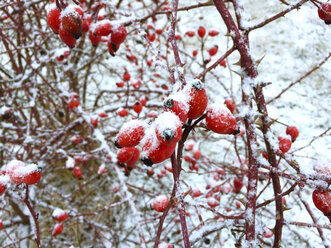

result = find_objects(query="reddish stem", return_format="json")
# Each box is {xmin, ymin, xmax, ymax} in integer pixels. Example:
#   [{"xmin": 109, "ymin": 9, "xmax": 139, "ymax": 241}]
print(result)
[{"xmin": 23, "ymin": 185, "xmax": 41, "ymax": 248}]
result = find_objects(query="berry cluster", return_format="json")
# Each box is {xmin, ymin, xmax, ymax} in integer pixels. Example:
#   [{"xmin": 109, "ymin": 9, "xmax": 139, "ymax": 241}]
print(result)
[{"xmin": 47, "ymin": 2, "xmax": 127, "ymax": 53}]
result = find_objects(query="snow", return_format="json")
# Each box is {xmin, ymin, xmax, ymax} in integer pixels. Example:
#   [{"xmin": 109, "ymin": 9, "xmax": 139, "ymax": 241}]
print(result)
[{"xmin": 52, "ymin": 208, "xmax": 66, "ymax": 218}]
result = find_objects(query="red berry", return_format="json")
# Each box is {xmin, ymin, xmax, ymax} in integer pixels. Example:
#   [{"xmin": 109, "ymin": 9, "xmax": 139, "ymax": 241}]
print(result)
[
  {"xmin": 93, "ymin": 20, "xmax": 112, "ymax": 36},
  {"xmin": 233, "ymin": 177, "xmax": 244, "ymax": 193},
  {"xmin": 286, "ymin": 126, "xmax": 299, "ymax": 142},
  {"xmin": 0, "ymin": 220, "xmax": 3, "ymax": 231},
  {"xmin": 89, "ymin": 31, "xmax": 101, "ymax": 46},
  {"xmin": 312, "ymin": 190, "xmax": 331, "ymax": 214},
  {"xmin": 107, "ymin": 40, "xmax": 120, "ymax": 55},
  {"xmin": 116, "ymin": 81, "xmax": 125, "ymax": 88},
  {"xmin": 60, "ymin": 6, "xmax": 83, "ymax": 39},
  {"xmin": 126, "ymin": 147, "xmax": 140, "ymax": 169},
  {"xmin": 73, "ymin": 166, "xmax": 82, "ymax": 179},
  {"xmin": 68, "ymin": 100, "xmax": 79, "ymax": 109},
  {"xmin": 152, "ymin": 195, "xmax": 169, "ymax": 212},
  {"xmin": 155, "ymin": 112, "xmax": 182, "ymax": 146},
  {"xmin": 0, "ymin": 177, "xmax": 7, "ymax": 194},
  {"xmin": 155, "ymin": 29, "xmax": 163, "ymax": 35},
  {"xmin": 148, "ymin": 33, "xmax": 156, "ymax": 42},
  {"xmin": 190, "ymin": 188, "xmax": 202, "ymax": 198},
  {"xmin": 117, "ymin": 147, "xmax": 135, "ymax": 164},
  {"xmin": 278, "ymin": 137, "xmax": 292, "ymax": 153},
  {"xmin": 193, "ymin": 149, "xmax": 201, "ymax": 160},
  {"xmin": 263, "ymin": 227, "xmax": 274, "ymax": 238},
  {"xmin": 224, "ymin": 98, "xmax": 235, "ymax": 113},
  {"xmin": 123, "ymin": 72, "xmax": 131, "ymax": 82},
  {"xmin": 206, "ymin": 104, "xmax": 238, "ymax": 134},
  {"xmin": 59, "ymin": 28, "xmax": 77, "ymax": 48},
  {"xmin": 220, "ymin": 59, "xmax": 226, "ymax": 67},
  {"xmin": 23, "ymin": 166, "xmax": 42, "ymax": 185},
  {"xmin": 139, "ymin": 96, "xmax": 147, "ymax": 106},
  {"xmin": 207, "ymin": 198, "xmax": 219, "ymax": 208},
  {"xmin": 117, "ymin": 108, "xmax": 128, "ymax": 117},
  {"xmin": 141, "ymin": 134, "xmax": 177, "ymax": 166},
  {"xmin": 82, "ymin": 16, "xmax": 92, "ymax": 32},
  {"xmin": 185, "ymin": 30, "xmax": 195, "ymax": 37},
  {"xmin": 186, "ymin": 81, "xmax": 208, "ymax": 120},
  {"xmin": 192, "ymin": 50, "xmax": 198, "ymax": 57},
  {"xmin": 133, "ymin": 102, "xmax": 143, "ymax": 114},
  {"xmin": 71, "ymin": 136, "xmax": 83, "ymax": 144},
  {"xmin": 7, "ymin": 160, "xmax": 26, "ymax": 184},
  {"xmin": 163, "ymin": 97, "xmax": 188, "ymax": 124},
  {"xmin": 318, "ymin": 3, "xmax": 331, "ymax": 24},
  {"xmin": 208, "ymin": 45, "xmax": 218, "ymax": 56},
  {"xmin": 208, "ymin": 29, "xmax": 219, "ymax": 37},
  {"xmin": 147, "ymin": 168, "xmax": 154, "ymax": 176},
  {"xmin": 115, "ymin": 120, "xmax": 146, "ymax": 148},
  {"xmin": 111, "ymin": 25, "xmax": 127, "ymax": 45},
  {"xmin": 98, "ymin": 111, "xmax": 108, "ymax": 118},
  {"xmin": 52, "ymin": 223, "xmax": 64, "ymax": 236},
  {"xmin": 197, "ymin": 26, "xmax": 206, "ymax": 38},
  {"xmin": 53, "ymin": 209, "xmax": 68, "ymax": 222},
  {"xmin": 47, "ymin": 8, "xmax": 61, "ymax": 34},
  {"xmin": 132, "ymin": 80, "xmax": 142, "ymax": 89},
  {"xmin": 90, "ymin": 117, "xmax": 98, "ymax": 127}
]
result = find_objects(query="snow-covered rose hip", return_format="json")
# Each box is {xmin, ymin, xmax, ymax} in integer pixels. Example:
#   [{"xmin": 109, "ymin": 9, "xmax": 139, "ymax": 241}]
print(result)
[
  {"xmin": 185, "ymin": 80, "xmax": 208, "ymax": 120},
  {"xmin": 155, "ymin": 112, "xmax": 182, "ymax": 146},
  {"xmin": 163, "ymin": 94, "xmax": 189, "ymax": 124},
  {"xmin": 205, "ymin": 104, "xmax": 238, "ymax": 135},
  {"xmin": 60, "ymin": 5, "xmax": 83, "ymax": 39},
  {"xmin": 22, "ymin": 164, "xmax": 42, "ymax": 185},
  {"xmin": 115, "ymin": 120, "xmax": 147, "ymax": 148},
  {"xmin": 53, "ymin": 209, "xmax": 68, "ymax": 222},
  {"xmin": 7, "ymin": 160, "xmax": 26, "ymax": 184},
  {"xmin": 152, "ymin": 195, "xmax": 169, "ymax": 212},
  {"xmin": 92, "ymin": 20, "xmax": 113, "ymax": 36},
  {"xmin": 141, "ymin": 129, "xmax": 177, "ymax": 166}
]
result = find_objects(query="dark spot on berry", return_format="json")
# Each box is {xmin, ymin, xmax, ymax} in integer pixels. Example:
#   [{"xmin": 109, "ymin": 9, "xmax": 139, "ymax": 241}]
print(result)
[{"xmin": 142, "ymin": 157, "xmax": 153, "ymax": 167}]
